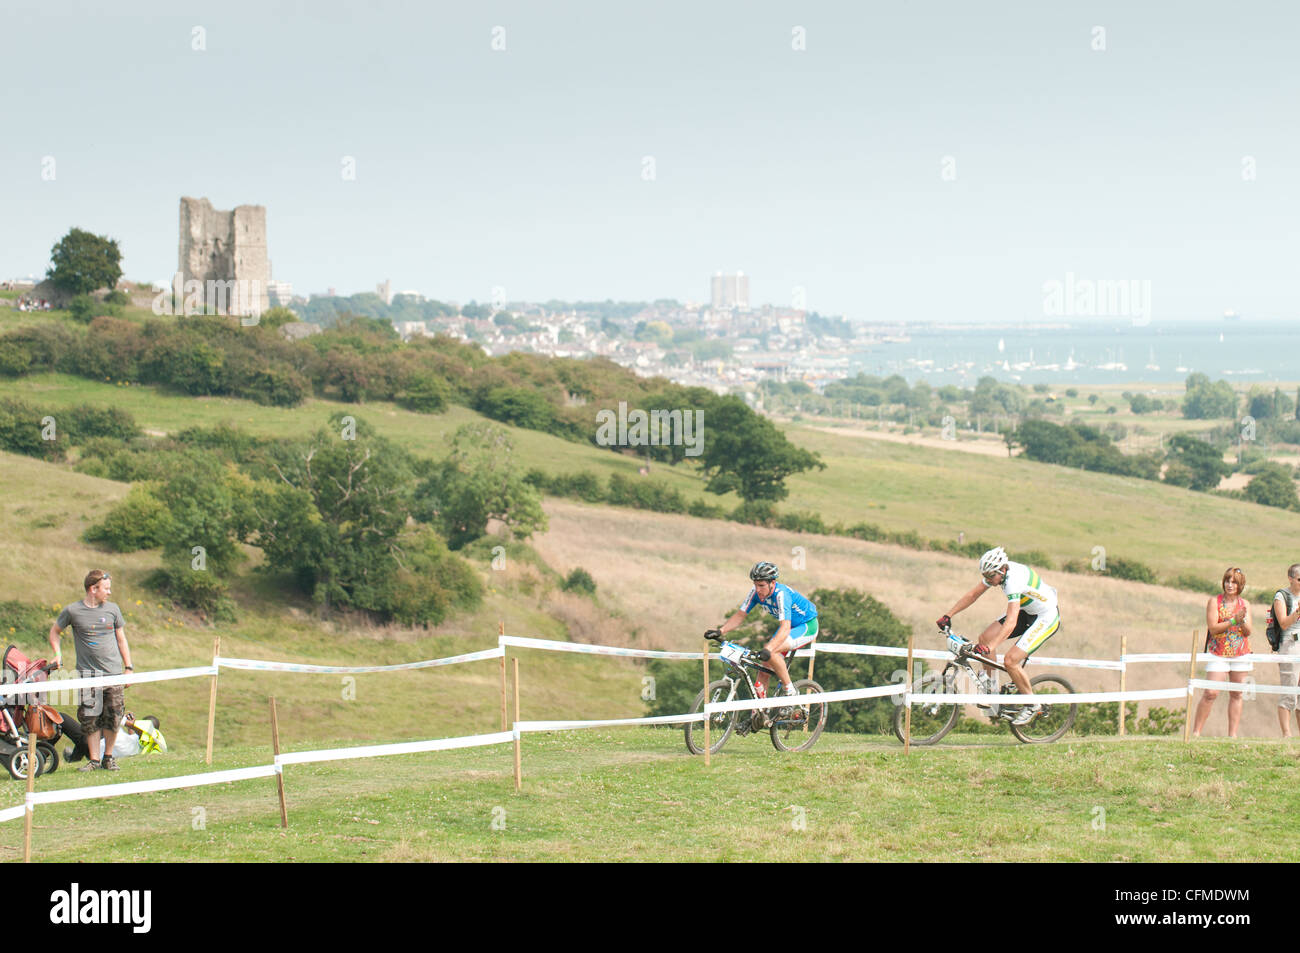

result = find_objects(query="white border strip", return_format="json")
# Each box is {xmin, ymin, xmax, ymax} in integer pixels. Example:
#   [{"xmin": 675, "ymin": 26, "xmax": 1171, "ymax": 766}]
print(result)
[
  {"xmin": 1189, "ymin": 679, "xmax": 1300, "ymax": 696},
  {"xmin": 0, "ymin": 804, "xmax": 24, "ymax": 824},
  {"xmin": 0, "ymin": 665, "xmax": 216, "ymax": 698},
  {"xmin": 705, "ymin": 682, "xmax": 905, "ymax": 714},
  {"xmin": 218, "ymin": 647, "xmax": 503, "ymax": 674},
  {"xmin": 26, "ymin": 764, "xmax": 280, "ymax": 806},
  {"xmin": 515, "ymin": 713, "xmax": 704, "ymax": 731},
  {"xmin": 911, "ymin": 687, "xmax": 1189, "ymax": 705},
  {"xmin": 276, "ymin": 730, "xmax": 515, "ymax": 766},
  {"xmin": 501, "ymin": 635, "xmax": 711, "ymax": 660}
]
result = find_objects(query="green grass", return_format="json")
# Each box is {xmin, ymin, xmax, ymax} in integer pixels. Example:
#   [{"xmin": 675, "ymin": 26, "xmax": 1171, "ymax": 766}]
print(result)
[{"xmin": 8, "ymin": 731, "xmax": 1297, "ymax": 862}]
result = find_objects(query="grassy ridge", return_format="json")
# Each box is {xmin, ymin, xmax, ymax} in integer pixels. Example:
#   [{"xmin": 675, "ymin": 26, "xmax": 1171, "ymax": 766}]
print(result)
[
  {"xmin": 4, "ymin": 373, "xmax": 1300, "ymax": 586},
  {"xmin": 8, "ymin": 732, "xmax": 1297, "ymax": 862}
]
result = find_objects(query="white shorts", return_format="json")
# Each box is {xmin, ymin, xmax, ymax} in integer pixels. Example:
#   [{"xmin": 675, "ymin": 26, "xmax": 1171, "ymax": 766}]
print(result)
[{"xmin": 1205, "ymin": 657, "xmax": 1253, "ymax": 674}]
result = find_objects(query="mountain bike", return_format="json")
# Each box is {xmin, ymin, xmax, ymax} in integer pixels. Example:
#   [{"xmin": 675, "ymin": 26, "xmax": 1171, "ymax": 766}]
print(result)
[
  {"xmin": 685, "ymin": 633, "xmax": 827, "ymax": 755},
  {"xmin": 892, "ymin": 625, "xmax": 1078, "ymax": 745}
]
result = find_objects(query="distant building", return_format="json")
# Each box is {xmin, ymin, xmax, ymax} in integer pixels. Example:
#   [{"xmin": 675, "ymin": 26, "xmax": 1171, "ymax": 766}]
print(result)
[
  {"xmin": 711, "ymin": 271, "xmax": 749, "ymax": 311},
  {"xmin": 178, "ymin": 196, "xmax": 270, "ymax": 316},
  {"xmin": 377, "ymin": 279, "xmax": 393, "ymax": 305},
  {"xmin": 266, "ymin": 279, "xmax": 294, "ymax": 307}
]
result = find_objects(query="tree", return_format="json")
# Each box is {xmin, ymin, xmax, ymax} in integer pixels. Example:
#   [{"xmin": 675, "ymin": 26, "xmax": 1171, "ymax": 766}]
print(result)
[
  {"xmin": 47, "ymin": 228, "xmax": 123, "ymax": 296},
  {"xmin": 413, "ymin": 423, "xmax": 546, "ymax": 549},
  {"xmin": 1182, "ymin": 373, "xmax": 1237, "ymax": 420},
  {"xmin": 1244, "ymin": 462, "xmax": 1299, "ymax": 510},
  {"xmin": 698, "ymin": 396, "xmax": 824, "ymax": 502},
  {"xmin": 1164, "ymin": 433, "xmax": 1229, "ymax": 491}
]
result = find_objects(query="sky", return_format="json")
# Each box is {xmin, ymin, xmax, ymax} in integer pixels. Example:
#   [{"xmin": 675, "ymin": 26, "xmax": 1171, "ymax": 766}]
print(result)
[{"xmin": 3, "ymin": 0, "xmax": 1299, "ymax": 323}]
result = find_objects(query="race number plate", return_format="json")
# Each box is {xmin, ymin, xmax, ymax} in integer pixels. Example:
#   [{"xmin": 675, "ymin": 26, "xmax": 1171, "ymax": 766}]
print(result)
[{"xmin": 719, "ymin": 642, "xmax": 746, "ymax": 664}]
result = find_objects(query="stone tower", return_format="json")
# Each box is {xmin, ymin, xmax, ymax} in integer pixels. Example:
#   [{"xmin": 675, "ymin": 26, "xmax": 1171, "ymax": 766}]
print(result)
[{"xmin": 178, "ymin": 197, "xmax": 270, "ymax": 316}]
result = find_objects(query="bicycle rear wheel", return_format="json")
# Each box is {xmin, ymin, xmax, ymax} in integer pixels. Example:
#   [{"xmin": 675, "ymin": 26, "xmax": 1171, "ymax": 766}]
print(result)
[
  {"xmin": 684, "ymin": 678, "xmax": 743, "ymax": 755},
  {"xmin": 770, "ymin": 679, "xmax": 827, "ymax": 752},
  {"xmin": 892, "ymin": 663, "xmax": 961, "ymax": 745},
  {"xmin": 1007, "ymin": 674, "xmax": 1078, "ymax": 744}
]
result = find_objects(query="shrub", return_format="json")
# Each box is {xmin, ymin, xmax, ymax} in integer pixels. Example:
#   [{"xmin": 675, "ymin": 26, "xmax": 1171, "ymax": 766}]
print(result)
[
  {"xmin": 143, "ymin": 567, "xmax": 236, "ymax": 621},
  {"xmin": 550, "ymin": 471, "xmax": 605, "ymax": 503},
  {"xmin": 1166, "ymin": 571, "xmax": 1218, "ymax": 594},
  {"xmin": 607, "ymin": 473, "xmax": 687, "ymax": 513},
  {"xmin": 561, "ymin": 567, "xmax": 597, "ymax": 595},
  {"xmin": 63, "ymin": 404, "xmax": 140, "ymax": 442},
  {"xmin": 687, "ymin": 499, "xmax": 727, "ymax": 519},
  {"xmin": 1103, "ymin": 556, "xmax": 1157, "ymax": 584},
  {"xmin": 0, "ymin": 398, "xmax": 64, "ymax": 460},
  {"xmin": 0, "ymin": 340, "xmax": 32, "ymax": 377},
  {"xmin": 727, "ymin": 500, "xmax": 777, "ymax": 527},
  {"xmin": 776, "ymin": 510, "xmax": 828, "ymax": 534},
  {"xmin": 84, "ymin": 484, "xmax": 173, "ymax": 551}
]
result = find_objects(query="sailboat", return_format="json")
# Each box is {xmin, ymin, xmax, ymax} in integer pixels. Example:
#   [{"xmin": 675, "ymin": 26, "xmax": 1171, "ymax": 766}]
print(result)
[
  {"xmin": 997, "ymin": 338, "xmax": 1005, "ymax": 353},
  {"xmin": 1145, "ymin": 346, "xmax": 1159, "ymax": 371},
  {"xmin": 1175, "ymin": 352, "xmax": 1189, "ymax": 373},
  {"xmin": 1063, "ymin": 349, "xmax": 1080, "ymax": 371}
]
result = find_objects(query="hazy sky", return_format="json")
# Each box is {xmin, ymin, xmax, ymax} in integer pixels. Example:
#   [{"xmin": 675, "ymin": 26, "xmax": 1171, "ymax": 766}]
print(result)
[{"xmin": 4, "ymin": 0, "xmax": 1298, "ymax": 322}]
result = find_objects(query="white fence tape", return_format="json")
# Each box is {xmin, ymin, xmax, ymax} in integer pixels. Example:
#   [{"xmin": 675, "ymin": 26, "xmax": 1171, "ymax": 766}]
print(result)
[
  {"xmin": 0, "ymin": 665, "xmax": 216, "ymax": 699},
  {"xmin": 515, "ymin": 713, "xmax": 704, "ymax": 732},
  {"xmin": 810, "ymin": 642, "xmax": 1121, "ymax": 670},
  {"xmin": 705, "ymin": 682, "xmax": 906, "ymax": 715},
  {"xmin": 0, "ymin": 804, "xmax": 24, "ymax": 824},
  {"xmin": 1188, "ymin": 679, "xmax": 1300, "ymax": 696},
  {"xmin": 909, "ymin": 687, "xmax": 1190, "ymax": 706},
  {"xmin": 218, "ymin": 647, "xmax": 503, "ymax": 675},
  {"xmin": 26, "ymin": 764, "xmax": 280, "ymax": 807},
  {"xmin": 276, "ymin": 730, "xmax": 514, "ymax": 766},
  {"xmin": 1123, "ymin": 653, "xmax": 1282, "ymax": 665},
  {"xmin": 502, "ymin": 635, "xmax": 710, "ymax": 660}
]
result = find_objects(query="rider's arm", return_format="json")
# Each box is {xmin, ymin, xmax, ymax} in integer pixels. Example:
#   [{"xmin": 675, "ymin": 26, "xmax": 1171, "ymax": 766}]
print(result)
[
  {"xmin": 718, "ymin": 610, "xmax": 748, "ymax": 635},
  {"xmin": 994, "ymin": 600, "xmax": 1020, "ymax": 645},
  {"xmin": 772, "ymin": 619, "xmax": 791, "ymax": 643},
  {"xmin": 946, "ymin": 582, "xmax": 988, "ymax": 618}
]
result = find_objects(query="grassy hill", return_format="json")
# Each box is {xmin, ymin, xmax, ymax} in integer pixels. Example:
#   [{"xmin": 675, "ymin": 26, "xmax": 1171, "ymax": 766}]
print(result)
[{"xmin": 3, "ymin": 372, "xmax": 1299, "ymax": 586}]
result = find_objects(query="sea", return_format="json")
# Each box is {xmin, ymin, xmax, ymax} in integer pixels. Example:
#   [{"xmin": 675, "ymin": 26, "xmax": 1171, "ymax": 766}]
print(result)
[{"xmin": 847, "ymin": 319, "xmax": 1299, "ymax": 388}]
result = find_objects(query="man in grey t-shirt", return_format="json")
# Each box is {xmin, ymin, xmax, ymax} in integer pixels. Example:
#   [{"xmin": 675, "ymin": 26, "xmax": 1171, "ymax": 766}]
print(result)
[{"xmin": 48, "ymin": 569, "xmax": 136, "ymax": 771}]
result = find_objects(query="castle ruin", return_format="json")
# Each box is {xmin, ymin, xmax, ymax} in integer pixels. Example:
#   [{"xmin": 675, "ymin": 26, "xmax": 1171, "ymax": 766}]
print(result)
[{"xmin": 178, "ymin": 197, "xmax": 270, "ymax": 316}]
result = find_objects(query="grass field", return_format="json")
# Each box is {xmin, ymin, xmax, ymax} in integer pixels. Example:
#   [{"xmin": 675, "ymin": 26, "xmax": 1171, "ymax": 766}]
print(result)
[{"xmin": 7, "ymin": 731, "xmax": 1297, "ymax": 862}]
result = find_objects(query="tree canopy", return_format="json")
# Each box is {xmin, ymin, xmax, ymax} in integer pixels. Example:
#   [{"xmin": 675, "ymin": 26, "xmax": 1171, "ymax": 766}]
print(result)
[{"xmin": 47, "ymin": 227, "xmax": 123, "ymax": 295}]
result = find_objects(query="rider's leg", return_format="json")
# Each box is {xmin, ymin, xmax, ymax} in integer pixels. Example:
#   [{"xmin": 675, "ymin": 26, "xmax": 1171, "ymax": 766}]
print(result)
[
  {"xmin": 764, "ymin": 632, "xmax": 794, "ymax": 690},
  {"xmin": 976, "ymin": 619, "xmax": 1003, "ymax": 677},
  {"xmin": 1004, "ymin": 645, "xmax": 1032, "ymax": 696}
]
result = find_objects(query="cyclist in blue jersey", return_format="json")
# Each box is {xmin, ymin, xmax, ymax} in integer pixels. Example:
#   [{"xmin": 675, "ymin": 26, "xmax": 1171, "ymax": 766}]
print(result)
[{"xmin": 708, "ymin": 561, "xmax": 818, "ymax": 702}]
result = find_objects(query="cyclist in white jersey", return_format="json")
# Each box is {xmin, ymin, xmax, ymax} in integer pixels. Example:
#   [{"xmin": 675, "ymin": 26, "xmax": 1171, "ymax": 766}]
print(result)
[{"xmin": 935, "ymin": 547, "xmax": 1061, "ymax": 726}]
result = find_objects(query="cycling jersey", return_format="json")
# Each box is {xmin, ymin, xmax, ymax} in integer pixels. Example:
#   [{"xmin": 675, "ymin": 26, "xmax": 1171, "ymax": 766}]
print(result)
[
  {"xmin": 989, "ymin": 561, "xmax": 1056, "ymax": 616},
  {"xmin": 740, "ymin": 583, "xmax": 817, "ymax": 624}
]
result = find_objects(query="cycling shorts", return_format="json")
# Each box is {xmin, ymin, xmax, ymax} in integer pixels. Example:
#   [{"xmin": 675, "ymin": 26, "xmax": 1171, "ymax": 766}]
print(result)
[
  {"xmin": 779, "ymin": 617, "xmax": 819, "ymax": 655},
  {"xmin": 997, "ymin": 608, "xmax": 1060, "ymax": 656}
]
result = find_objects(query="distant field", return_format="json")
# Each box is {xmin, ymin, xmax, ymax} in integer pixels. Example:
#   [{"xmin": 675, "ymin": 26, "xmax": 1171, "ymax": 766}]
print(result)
[{"xmin": 7, "ymin": 731, "xmax": 1297, "ymax": 862}]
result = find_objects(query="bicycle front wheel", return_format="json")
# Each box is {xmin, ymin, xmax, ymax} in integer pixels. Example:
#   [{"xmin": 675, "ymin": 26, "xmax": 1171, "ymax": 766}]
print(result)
[
  {"xmin": 1008, "ymin": 674, "xmax": 1078, "ymax": 744},
  {"xmin": 892, "ymin": 663, "xmax": 961, "ymax": 746},
  {"xmin": 770, "ymin": 679, "xmax": 827, "ymax": 752},
  {"xmin": 685, "ymin": 679, "xmax": 742, "ymax": 755}
]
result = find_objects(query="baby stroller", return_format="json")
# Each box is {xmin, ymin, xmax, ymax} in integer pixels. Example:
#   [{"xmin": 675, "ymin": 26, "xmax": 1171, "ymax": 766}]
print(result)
[{"xmin": 0, "ymin": 645, "xmax": 63, "ymax": 779}]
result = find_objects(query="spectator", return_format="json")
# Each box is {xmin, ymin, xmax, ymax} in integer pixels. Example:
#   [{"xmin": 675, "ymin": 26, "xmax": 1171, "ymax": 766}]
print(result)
[
  {"xmin": 1271, "ymin": 564, "xmax": 1300, "ymax": 736},
  {"xmin": 1192, "ymin": 567, "xmax": 1253, "ymax": 738},
  {"xmin": 47, "ymin": 569, "xmax": 135, "ymax": 771},
  {"xmin": 63, "ymin": 713, "xmax": 165, "ymax": 762}
]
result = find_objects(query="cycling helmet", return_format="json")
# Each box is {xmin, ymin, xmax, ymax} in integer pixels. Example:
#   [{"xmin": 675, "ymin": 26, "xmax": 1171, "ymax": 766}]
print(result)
[
  {"xmin": 978, "ymin": 547, "xmax": 1009, "ymax": 577},
  {"xmin": 749, "ymin": 561, "xmax": 780, "ymax": 582}
]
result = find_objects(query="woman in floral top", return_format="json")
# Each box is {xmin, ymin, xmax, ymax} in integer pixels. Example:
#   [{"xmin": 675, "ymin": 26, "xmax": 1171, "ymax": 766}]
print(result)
[{"xmin": 1192, "ymin": 567, "xmax": 1254, "ymax": 738}]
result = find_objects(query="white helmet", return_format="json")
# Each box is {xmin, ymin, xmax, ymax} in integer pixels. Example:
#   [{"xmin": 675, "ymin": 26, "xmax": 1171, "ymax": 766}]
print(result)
[{"xmin": 979, "ymin": 547, "xmax": 1009, "ymax": 578}]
